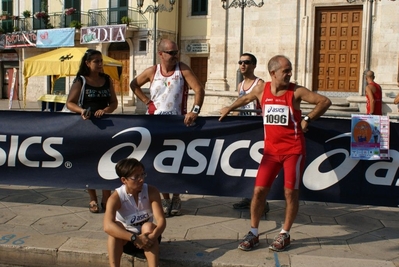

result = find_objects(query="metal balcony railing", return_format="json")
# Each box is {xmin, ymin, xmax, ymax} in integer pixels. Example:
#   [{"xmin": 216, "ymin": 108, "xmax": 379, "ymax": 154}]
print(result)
[{"xmin": 3, "ymin": 7, "xmax": 147, "ymax": 33}]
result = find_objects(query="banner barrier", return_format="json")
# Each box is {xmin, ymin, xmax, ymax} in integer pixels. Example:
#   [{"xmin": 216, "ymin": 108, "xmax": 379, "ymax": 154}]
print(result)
[{"xmin": 0, "ymin": 111, "xmax": 398, "ymax": 207}]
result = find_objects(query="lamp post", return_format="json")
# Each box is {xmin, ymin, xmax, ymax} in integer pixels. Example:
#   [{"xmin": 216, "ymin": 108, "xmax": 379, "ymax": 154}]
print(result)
[
  {"xmin": 137, "ymin": 0, "xmax": 176, "ymax": 66},
  {"xmin": 221, "ymin": 0, "xmax": 264, "ymax": 87}
]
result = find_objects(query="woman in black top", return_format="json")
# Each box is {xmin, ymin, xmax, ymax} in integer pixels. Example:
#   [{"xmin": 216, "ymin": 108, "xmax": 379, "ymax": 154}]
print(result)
[{"xmin": 66, "ymin": 49, "xmax": 118, "ymax": 213}]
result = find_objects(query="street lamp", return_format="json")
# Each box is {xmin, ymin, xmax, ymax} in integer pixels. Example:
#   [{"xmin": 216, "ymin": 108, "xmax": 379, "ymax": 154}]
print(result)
[
  {"xmin": 221, "ymin": 0, "xmax": 264, "ymax": 87},
  {"xmin": 137, "ymin": 0, "xmax": 176, "ymax": 65}
]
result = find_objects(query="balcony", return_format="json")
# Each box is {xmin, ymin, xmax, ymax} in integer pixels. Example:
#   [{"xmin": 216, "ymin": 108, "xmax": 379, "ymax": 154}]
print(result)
[{"xmin": 3, "ymin": 7, "xmax": 147, "ymax": 33}]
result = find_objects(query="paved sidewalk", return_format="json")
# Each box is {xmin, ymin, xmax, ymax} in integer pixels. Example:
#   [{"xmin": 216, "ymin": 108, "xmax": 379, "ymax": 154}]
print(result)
[{"xmin": 0, "ymin": 185, "xmax": 398, "ymax": 267}]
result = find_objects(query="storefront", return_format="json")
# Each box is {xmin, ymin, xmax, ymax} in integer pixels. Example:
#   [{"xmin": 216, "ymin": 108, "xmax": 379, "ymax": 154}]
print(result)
[{"xmin": 0, "ymin": 51, "xmax": 19, "ymax": 99}]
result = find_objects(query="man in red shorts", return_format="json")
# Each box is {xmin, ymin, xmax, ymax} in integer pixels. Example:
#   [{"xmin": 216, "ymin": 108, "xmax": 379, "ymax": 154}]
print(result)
[{"xmin": 219, "ymin": 55, "xmax": 331, "ymax": 252}]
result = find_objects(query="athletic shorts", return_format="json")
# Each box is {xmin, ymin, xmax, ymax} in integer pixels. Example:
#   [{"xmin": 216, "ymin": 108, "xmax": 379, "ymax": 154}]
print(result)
[
  {"xmin": 123, "ymin": 231, "xmax": 162, "ymax": 255},
  {"xmin": 255, "ymin": 153, "xmax": 305, "ymax": 190}
]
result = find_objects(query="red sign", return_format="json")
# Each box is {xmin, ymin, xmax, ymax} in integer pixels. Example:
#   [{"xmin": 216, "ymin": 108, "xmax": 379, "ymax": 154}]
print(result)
[{"xmin": 80, "ymin": 24, "xmax": 126, "ymax": 44}]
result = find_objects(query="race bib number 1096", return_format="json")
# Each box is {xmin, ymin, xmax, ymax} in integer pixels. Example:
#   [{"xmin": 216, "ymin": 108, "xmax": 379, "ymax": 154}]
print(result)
[{"xmin": 263, "ymin": 104, "xmax": 289, "ymax": 126}]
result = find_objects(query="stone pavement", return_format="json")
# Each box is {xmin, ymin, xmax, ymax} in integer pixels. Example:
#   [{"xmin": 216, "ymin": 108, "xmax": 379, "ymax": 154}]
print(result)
[
  {"xmin": 0, "ymin": 185, "xmax": 399, "ymax": 267},
  {"xmin": 1, "ymin": 99, "xmax": 399, "ymax": 267}
]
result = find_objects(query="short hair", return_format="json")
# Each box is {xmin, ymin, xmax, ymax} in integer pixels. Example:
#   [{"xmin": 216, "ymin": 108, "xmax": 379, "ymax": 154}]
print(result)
[
  {"xmin": 267, "ymin": 55, "xmax": 291, "ymax": 73},
  {"xmin": 158, "ymin": 39, "xmax": 177, "ymax": 52},
  {"xmin": 241, "ymin": 53, "xmax": 257, "ymax": 65},
  {"xmin": 115, "ymin": 158, "xmax": 145, "ymax": 178},
  {"xmin": 366, "ymin": 70, "xmax": 375, "ymax": 79}
]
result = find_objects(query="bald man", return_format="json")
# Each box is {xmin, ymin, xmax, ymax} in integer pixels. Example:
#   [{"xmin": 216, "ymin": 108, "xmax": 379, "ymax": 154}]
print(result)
[{"xmin": 365, "ymin": 71, "xmax": 382, "ymax": 115}]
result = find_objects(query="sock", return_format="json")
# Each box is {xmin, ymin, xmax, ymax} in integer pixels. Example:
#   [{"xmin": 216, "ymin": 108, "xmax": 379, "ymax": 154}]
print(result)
[
  {"xmin": 250, "ymin": 228, "xmax": 258, "ymax": 236},
  {"xmin": 280, "ymin": 229, "xmax": 290, "ymax": 237}
]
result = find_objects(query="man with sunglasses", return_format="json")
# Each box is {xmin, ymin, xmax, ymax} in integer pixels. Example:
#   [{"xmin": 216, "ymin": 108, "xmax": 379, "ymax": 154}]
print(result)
[
  {"xmin": 130, "ymin": 39, "xmax": 205, "ymax": 217},
  {"xmin": 232, "ymin": 53, "xmax": 269, "ymax": 214}
]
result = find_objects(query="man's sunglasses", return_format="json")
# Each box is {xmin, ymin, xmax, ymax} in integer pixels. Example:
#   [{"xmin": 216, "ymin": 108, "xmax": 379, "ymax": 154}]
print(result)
[
  {"xmin": 238, "ymin": 60, "xmax": 252, "ymax": 65},
  {"xmin": 163, "ymin": 50, "xmax": 179, "ymax": 56}
]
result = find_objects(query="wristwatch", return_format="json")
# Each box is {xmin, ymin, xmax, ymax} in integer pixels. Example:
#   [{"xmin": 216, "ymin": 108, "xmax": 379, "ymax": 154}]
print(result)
[
  {"xmin": 304, "ymin": 115, "xmax": 311, "ymax": 123},
  {"xmin": 130, "ymin": 233, "xmax": 136, "ymax": 243},
  {"xmin": 192, "ymin": 105, "xmax": 201, "ymax": 114}
]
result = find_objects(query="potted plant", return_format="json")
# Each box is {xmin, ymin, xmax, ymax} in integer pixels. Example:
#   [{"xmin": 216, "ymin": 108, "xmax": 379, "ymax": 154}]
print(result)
[
  {"xmin": 1, "ymin": 12, "xmax": 10, "ymax": 20},
  {"xmin": 121, "ymin": 16, "xmax": 131, "ymax": 25},
  {"xmin": 22, "ymin": 10, "xmax": 31, "ymax": 18},
  {"xmin": 69, "ymin": 20, "xmax": 82, "ymax": 29}
]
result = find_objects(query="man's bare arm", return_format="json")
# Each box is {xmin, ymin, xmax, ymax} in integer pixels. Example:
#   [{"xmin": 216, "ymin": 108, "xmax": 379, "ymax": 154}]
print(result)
[
  {"xmin": 129, "ymin": 66, "xmax": 154, "ymax": 104},
  {"xmin": 365, "ymin": 85, "xmax": 375, "ymax": 114},
  {"xmin": 296, "ymin": 87, "xmax": 331, "ymax": 120},
  {"xmin": 219, "ymin": 82, "xmax": 264, "ymax": 121},
  {"xmin": 181, "ymin": 62, "xmax": 205, "ymax": 108}
]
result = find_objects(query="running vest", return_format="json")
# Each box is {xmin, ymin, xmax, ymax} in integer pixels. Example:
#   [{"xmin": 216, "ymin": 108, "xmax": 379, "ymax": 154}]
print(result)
[
  {"xmin": 261, "ymin": 82, "xmax": 305, "ymax": 155},
  {"xmin": 239, "ymin": 77, "xmax": 261, "ymax": 116},
  {"xmin": 115, "ymin": 183, "xmax": 153, "ymax": 233},
  {"xmin": 366, "ymin": 81, "xmax": 382, "ymax": 115},
  {"xmin": 149, "ymin": 63, "xmax": 189, "ymax": 115}
]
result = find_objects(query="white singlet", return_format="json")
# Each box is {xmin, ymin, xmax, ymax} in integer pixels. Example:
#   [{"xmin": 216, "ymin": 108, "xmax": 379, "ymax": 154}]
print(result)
[
  {"xmin": 239, "ymin": 77, "xmax": 261, "ymax": 116},
  {"xmin": 115, "ymin": 183, "xmax": 153, "ymax": 233},
  {"xmin": 149, "ymin": 63, "xmax": 188, "ymax": 115}
]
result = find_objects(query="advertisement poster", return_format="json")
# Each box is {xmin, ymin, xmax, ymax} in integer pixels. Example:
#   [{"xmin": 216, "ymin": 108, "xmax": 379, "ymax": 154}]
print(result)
[{"xmin": 350, "ymin": 114, "xmax": 390, "ymax": 160}]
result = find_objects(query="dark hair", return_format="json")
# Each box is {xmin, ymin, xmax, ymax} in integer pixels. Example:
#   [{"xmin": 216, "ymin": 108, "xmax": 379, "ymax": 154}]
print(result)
[
  {"xmin": 241, "ymin": 53, "xmax": 257, "ymax": 65},
  {"xmin": 115, "ymin": 158, "xmax": 145, "ymax": 178},
  {"xmin": 76, "ymin": 49, "xmax": 103, "ymax": 78}
]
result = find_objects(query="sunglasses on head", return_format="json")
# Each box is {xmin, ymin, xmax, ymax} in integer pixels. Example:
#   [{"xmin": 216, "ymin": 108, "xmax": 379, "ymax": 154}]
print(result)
[
  {"xmin": 163, "ymin": 50, "xmax": 179, "ymax": 56},
  {"xmin": 238, "ymin": 60, "xmax": 252, "ymax": 65}
]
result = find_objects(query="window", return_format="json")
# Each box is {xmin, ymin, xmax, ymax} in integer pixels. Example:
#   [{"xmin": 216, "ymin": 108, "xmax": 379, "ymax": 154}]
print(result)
[
  {"xmin": 192, "ymin": 0, "xmax": 207, "ymax": 16},
  {"xmin": 33, "ymin": 0, "xmax": 48, "ymax": 29},
  {"xmin": 64, "ymin": 0, "xmax": 81, "ymax": 27},
  {"xmin": 1, "ymin": 0, "xmax": 13, "ymax": 32},
  {"xmin": 139, "ymin": 40, "xmax": 147, "ymax": 52},
  {"xmin": 109, "ymin": 0, "xmax": 127, "ymax": 25},
  {"xmin": 1, "ymin": 0, "xmax": 12, "ymax": 14}
]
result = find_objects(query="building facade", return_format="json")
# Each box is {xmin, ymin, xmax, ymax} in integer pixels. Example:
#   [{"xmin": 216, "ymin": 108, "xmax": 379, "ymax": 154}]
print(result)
[{"xmin": 0, "ymin": 0, "xmax": 398, "ymax": 114}]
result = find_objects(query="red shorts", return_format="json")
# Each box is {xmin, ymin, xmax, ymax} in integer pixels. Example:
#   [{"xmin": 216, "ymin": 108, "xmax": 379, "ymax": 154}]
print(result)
[{"xmin": 255, "ymin": 154, "xmax": 305, "ymax": 190}]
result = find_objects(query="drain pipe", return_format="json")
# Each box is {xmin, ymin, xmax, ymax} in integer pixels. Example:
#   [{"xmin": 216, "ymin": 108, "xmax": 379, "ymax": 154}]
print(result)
[{"xmin": 362, "ymin": 0, "xmax": 374, "ymax": 94}]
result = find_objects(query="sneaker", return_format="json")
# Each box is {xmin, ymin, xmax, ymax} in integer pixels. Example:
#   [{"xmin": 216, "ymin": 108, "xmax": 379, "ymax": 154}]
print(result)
[
  {"xmin": 238, "ymin": 231, "xmax": 259, "ymax": 251},
  {"xmin": 233, "ymin": 198, "xmax": 251, "ymax": 209},
  {"xmin": 170, "ymin": 196, "xmax": 182, "ymax": 216},
  {"xmin": 269, "ymin": 233, "xmax": 290, "ymax": 252},
  {"xmin": 161, "ymin": 199, "xmax": 171, "ymax": 217}
]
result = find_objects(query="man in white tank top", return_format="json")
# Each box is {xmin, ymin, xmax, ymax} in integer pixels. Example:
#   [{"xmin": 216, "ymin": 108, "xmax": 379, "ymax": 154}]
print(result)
[
  {"xmin": 231, "ymin": 53, "xmax": 269, "ymax": 213},
  {"xmin": 130, "ymin": 39, "xmax": 205, "ymax": 217},
  {"xmin": 236, "ymin": 53, "xmax": 263, "ymax": 116}
]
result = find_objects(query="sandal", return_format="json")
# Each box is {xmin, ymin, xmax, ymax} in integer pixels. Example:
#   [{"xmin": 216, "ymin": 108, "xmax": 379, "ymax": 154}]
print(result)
[{"xmin": 89, "ymin": 201, "xmax": 99, "ymax": 213}]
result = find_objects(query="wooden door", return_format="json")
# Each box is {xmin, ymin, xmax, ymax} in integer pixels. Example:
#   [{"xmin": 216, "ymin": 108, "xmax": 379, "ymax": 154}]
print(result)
[
  {"xmin": 313, "ymin": 6, "xmax": 362, "ymax": 92},
  {"xmin": 108, "ymin": 51, "xmax": 130, "ymax": 96},
  {"xmin": 190, "ymin": 57, "xmax": 208, "ymax": 88}
]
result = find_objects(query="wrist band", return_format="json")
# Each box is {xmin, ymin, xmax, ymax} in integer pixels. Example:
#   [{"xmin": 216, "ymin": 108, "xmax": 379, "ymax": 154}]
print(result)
[{"xmin": 192, "ymin": 105, "xmax": 201, "ymax": 114}]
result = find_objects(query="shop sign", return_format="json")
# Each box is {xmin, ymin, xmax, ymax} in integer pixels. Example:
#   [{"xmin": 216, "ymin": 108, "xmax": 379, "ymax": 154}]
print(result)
[
  {"xmin": 0, "ymin": 53, "xmax": 18, "ymax": 61},
  {"xmin": 0, "ymin": 32, "xmax": 36, "ymax": 49},
  {"xmin": 80, "ymin": 24, "xmax": 126, "ymax": 44},
  {"xmin": 186, "ymin": 43, "xmax": 209, "ymax": 53}
]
